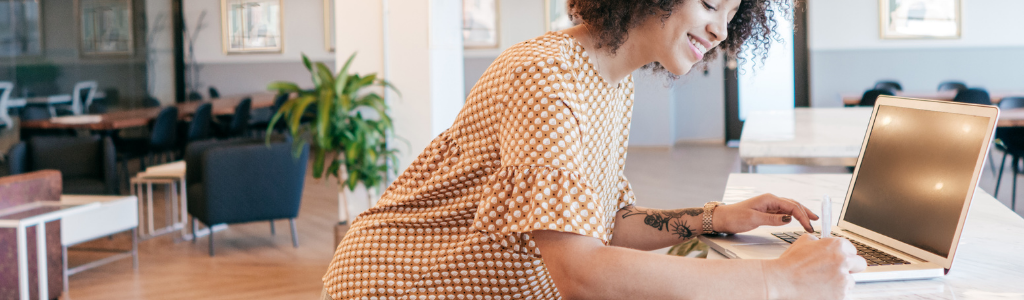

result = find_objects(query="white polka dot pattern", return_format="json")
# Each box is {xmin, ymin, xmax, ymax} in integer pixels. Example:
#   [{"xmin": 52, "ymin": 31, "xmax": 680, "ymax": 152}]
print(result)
[{"xmin": 323, "ymin": 31, "xmax": 636, "ymax": 300}]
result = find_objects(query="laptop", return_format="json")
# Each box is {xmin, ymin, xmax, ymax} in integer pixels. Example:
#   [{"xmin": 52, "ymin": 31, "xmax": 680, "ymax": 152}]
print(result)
[{"xmin": 700, "ymin": 96, "xmax": 1000, "ymax": 282}]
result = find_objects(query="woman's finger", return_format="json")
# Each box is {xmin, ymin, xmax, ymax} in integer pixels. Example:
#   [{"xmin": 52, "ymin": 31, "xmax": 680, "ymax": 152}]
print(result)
[
  {"xmin": 847, "ymin": 254, "xmax": 868, "ymax": 273},
  {"xmin": 773, "ymin": 197, "xmax": 815, "ymax": 232}
]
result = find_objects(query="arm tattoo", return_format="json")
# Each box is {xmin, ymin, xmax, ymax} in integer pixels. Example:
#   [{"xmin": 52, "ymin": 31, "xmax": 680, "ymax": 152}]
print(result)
[{"xmin": 621, "ymin": 205, "xmax": 702, "ymax": 239}]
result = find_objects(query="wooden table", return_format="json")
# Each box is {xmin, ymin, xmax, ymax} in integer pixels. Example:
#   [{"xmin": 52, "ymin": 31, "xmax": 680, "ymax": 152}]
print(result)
[
  {"xmin": 739, "ymin": 107, "xmax": 1024, "ymax": 172},
  {"xmin": 712, "ymin": 174, "xmax": 1024, "ymax": 299},
  {"xmin": 19, "ymin": 92, "xmax": 278, "ymax": 131},
  {"xmin": 842, "ymin": 91, "xmax": 1023, "ymax": 106}
]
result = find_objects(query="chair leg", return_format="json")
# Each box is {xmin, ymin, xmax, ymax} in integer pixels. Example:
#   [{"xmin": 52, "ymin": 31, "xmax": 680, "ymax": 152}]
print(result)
[
  {"xmin": 996, "ymin": 152, "xmax": 1009, "ymax": 197},
  {"xmin": 192, "ymin": 218, "xmax": 198, "ymax": 244},
  {"xmin": 1013, "ymin": 157, "xmax": 1019, "ymax": 212},
  {"xmin": 209, "ymin": 228, "xmax": 215, "ymax": 257},
  {"xmin": 989, "ymin": 148, "xmax": 998, "ymax": 174},
  {"xmin": 270, "ymin": 220, "xmax": 276, "ymax": 235},
  {"xmin": 290, "ymin": 218, "xmax": 299, "ymax": 248}
]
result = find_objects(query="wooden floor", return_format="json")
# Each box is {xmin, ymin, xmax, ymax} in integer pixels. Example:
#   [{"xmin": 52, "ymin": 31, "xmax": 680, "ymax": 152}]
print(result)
[
  {"xmin": 65, "ymin": 167, "xmax": 342, "ymax": 300},
  {"xmin": 62, "ymin": 143, "xmax": 1024, "ymax": 299}
]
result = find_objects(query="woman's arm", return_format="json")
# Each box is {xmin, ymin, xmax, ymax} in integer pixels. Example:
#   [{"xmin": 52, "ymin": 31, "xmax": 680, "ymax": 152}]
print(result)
[
  {"xmin": 609, "ymin": 194, "xmax": 820, "ymax": 251},
  {"xmin": 535, "ymin": 229, "xmax": 866, "ymax": 300}
]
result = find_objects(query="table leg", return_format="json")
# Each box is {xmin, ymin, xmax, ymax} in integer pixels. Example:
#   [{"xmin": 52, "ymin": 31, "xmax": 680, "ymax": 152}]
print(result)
[
  {"xmin": 36, "ymin": 222, "xmax": 48, "ymax": 300},
  {"xmin": 170, "ymin": 181, "xmax": 178, "ymax": 231},
  {"xmin": 132, "ymin": 228, "xmax": 139, "ymax": 270},
  {"xmin": 165, "ymin": 183, "xmax": 173, "ymax": 230},
  {"xmin": 147, "ymin": 182, "xmax": 155, "ymax": 236},
  {"xmin": 17, "ymin": 225, "xmax": 29, "ymax": 300},
  {"xmin": 62, "ymin": 246, "xmax": 69, "ymax": 297},
  {"xmin": 180, "ymin": 177, "xmax": 189, "ymax": 238}
]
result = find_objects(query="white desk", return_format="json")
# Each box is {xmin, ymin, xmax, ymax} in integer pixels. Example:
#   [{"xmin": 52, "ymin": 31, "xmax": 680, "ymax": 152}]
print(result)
[
  {"xmin": 713, "ymin": 174, "xmax": 1024, "ymax": 299},
  {"xmin": 0, "ymin": 201, "xmax": 100, "ymax": 300},
  {"xmin": 131, "ymin": 161, "xmax": 188, "ymax": 239},
  {"xmin": 738, "ymin": 108, "xmax": 872, "ymax": 172}
]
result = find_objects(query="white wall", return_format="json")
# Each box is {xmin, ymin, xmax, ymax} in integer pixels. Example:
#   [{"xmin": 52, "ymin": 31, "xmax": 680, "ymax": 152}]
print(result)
[
  {"xmin": 145, "ymin": 0, "xmax": 176, "ymax": 105},
  {"xmin": 184, "ymin": 0, "xmax": 335, "ymax": 64},
  {"xmin": 462, "ymin": 1, "xmax": 727, "ymax": 146},
  {"xmin": 809, "ymin": 0, "xmax": 1024, "ymax": 51},
  {"xmin": 808, "ymin": 0, "xmax": 1024, "ymax": 107}
]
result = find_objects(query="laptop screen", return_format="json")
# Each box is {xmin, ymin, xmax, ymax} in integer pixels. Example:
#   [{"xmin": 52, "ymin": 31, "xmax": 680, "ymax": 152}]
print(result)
[{"xmin": 844, "ymin": 105, "xmax": 990, "ymax": 258}]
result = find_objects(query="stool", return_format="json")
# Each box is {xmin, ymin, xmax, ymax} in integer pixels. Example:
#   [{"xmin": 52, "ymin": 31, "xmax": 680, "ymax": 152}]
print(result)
[{"xmin": 130, "ymin": 161, "xmax": 189, "ymax": 240}]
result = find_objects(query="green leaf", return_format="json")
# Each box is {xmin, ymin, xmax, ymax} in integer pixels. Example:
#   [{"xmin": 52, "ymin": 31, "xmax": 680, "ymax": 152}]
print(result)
[
  {"xmin": 301, "ymin": 53, "xmax": 312, "ymax": 71},
  {"xmin": 288, "ymin": 95, "xmax": 318, "ymax": 137},
  {"xmin": 312, "ymin": 147, "xmax": 326, "ymax": 179},
  {"xmin": 335, "ymin": 53, "xmax": 356, "ymax": 96},
  {"xmin": 266, "ymin": 81, "xmax": 301, "ymax": 94},
  {"xmin": 315, "ymin": 87, "xmax": 335, "ymax": 148},
  {"xmin": 267, "ymin": 97, "xmax": 299, "ymax": 141},
  {"xmin": 315, "ymin": 62, "xmax": 336, "ymax": 90}
]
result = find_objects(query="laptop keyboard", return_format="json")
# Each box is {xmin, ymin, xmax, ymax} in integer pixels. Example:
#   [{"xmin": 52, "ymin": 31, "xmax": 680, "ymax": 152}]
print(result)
[{"xmin": 771, "ymin": 231, "xmax": 911, "ymax": 266}]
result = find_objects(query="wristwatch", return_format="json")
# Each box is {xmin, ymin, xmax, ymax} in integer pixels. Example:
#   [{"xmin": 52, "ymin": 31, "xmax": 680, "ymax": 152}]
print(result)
[{"xmin": 702, "ymin": 201, "xmax": 725, "ymax": 235}]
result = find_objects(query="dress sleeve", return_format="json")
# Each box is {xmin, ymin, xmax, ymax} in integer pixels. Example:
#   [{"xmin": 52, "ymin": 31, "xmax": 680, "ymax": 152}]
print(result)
[{"xmin": 472, "ymin": 56, "xmax": 615, "ymax": 256}]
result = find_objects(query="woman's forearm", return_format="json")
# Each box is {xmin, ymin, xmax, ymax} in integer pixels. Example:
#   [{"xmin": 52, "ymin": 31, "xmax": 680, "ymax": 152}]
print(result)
[
  {"xmin": 536, "ymin": 230, "xmax": 770, "ymax": 300},
  {"xmin": 609, "ymin": 205, "xmax": 708, "ymax": 251}
]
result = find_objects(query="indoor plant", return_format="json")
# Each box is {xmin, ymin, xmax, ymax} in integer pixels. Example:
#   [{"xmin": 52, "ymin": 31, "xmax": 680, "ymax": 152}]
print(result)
[{"xmin": 266, "ymin": 53, "xmax": 400, "ymax": 230}]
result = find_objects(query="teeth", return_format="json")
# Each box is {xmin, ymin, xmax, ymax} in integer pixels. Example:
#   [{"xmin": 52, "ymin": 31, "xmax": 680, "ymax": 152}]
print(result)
[{"xmin": 688, "ymin": 36, "xmax": 708, "ymax": 54}]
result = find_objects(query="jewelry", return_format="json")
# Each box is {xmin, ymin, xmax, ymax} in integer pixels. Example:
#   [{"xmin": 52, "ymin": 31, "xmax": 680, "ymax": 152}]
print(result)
[{"xmin": 702, "ymin": 201, "xmax": 725, "ymax": 235}]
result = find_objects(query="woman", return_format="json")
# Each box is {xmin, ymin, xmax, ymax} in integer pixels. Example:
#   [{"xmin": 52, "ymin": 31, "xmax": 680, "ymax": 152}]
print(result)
[{"xmin": 322, "ymin": 0, "xmax": 867, "ymax": 299}]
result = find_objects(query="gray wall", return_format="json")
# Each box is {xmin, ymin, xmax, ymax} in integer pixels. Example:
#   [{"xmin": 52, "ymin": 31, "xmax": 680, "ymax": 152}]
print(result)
[
  {"xmin": 808, "ymin": 1, "xmax": 1024, "ymax": 107},
  {"xmin": 811, "ymin": 47, "xmax": 1024, "ymax": 107},
  {"xmin": 197, "ymin": 61, "xmax": 329, "ymax": 97}
]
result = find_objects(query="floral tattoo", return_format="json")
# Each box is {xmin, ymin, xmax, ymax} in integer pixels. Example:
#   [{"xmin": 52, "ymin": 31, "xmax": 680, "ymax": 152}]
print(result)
[{"xmin": 621, "ymin": 205, "xmax": 702, "ymax": 239}]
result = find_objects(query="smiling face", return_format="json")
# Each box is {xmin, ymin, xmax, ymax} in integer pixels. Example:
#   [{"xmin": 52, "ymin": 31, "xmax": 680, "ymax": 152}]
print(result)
[{"xmin": 637, "ymin": 0, "xmax": 742, "ymax": 75}]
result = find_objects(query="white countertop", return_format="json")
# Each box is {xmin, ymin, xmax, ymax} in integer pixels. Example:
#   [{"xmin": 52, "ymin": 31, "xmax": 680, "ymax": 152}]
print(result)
[
  {"xmin": 715, "ymin": 174, "xmax": 1024, "ymax": 299},
  {"xmin": 739, "ymin": 108, "xmax": 872, "ymax": 167}
]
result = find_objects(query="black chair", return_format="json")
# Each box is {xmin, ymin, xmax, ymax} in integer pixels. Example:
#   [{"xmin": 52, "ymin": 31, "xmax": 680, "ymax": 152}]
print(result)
[
  {"xmin": 937, "ymin": 81, "xmax": 967, "ymax": 92},
  {"xmin": 214, "ymin": 98, "xmax": 251, "ymax": 138},
  {"xmin": 858, "ymin": 89, "xmax": 895, "ymax": 107},
  {"xmin": 208, "ymin": 86, "xmax": 221, "ymax": 99},
  {"xmin": 249, "ymin": 93, "xmax": 289, "ymax": 135},
  {"xmin": 874, "ymin": 80, "xmax": 902, "ymax": 93},
  {"xmin": 187, "ymin": 91, "xmax": 203, "ymax": 102},
  {"xmin": 993, "ymin": 97, "xmax": 1024, "ymax": 210},
  {"xmin": 953, "ymin": 88, "xmax": 992, "ymax": 105},
  {"xmin": 116, "ymin": 106, "xmax": 179, "ymax": 180},
  {"xmin": 185, "ymin": 138, "xmax": 309, "ymax": 256},
  {"xmin": 7, "ymin": 135, "xmax": 118, "ymax": 194},
  {"xmin": 143, "ymin": 96, "xmax": 161, "ymax": 108},
  {"xmin": 20, "ymin": 106, "xmax": 51, "ymax": 121}
]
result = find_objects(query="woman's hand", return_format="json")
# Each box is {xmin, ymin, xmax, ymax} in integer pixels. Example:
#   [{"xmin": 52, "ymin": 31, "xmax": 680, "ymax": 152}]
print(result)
[
  {"xmin": 713, "ymin": 193, "xmax": 819, "ymax": 234},
  {"xmin": 763, "ymin": 234, "xmax": 868, "ymax": 299}
]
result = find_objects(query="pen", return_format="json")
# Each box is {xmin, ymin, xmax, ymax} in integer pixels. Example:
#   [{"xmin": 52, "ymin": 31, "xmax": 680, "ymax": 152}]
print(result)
[{"xmin": 821, "ymin": 194, "xmax": 832, "ymax": 238}]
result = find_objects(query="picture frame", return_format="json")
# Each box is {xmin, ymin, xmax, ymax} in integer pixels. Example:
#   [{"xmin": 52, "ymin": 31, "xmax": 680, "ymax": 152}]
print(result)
[
  {"xmin": 0, "ymin": 0, "xmax": 43, "ymax": 56},
  {"xmin": 324, "ymin": 0, "xmax": 334, "ymax": 52},
  {"xmin": 221, "ymin": 0, "xmax": 283, "ymax": 54},
  {"xmin": 77, "ymin": 0, "xmax": 133, "ymax": 56},
  {"xmin": 544, "ymin": 0, "xmax": 574, "ymax": 32},
  {"xmin": 462, "ymin": 0, "xmax": 498, "ymax": 49},
  {"xmin": 879, "ymin": 0, "xmax": 961, "ymax": 39}
]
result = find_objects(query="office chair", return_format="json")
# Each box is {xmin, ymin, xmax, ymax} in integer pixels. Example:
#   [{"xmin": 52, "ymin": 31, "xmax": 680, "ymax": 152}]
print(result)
[
  {"xmin": 858, "ymin": 89, "xmax": 895, "ymax": 107},
  {"xmin": 937, "ymin": 81, "xmax": 967, "ymax": 92},
  {"xmin": 873, "ymin": 80, "xmax": 902, "ymax": 93},
  {"xmin": 953, "ymin": 88, "xmax": 992, "ymax": 105},
  {"xmin": 993, "ymin": 96, "xmax": 1024, "ymax": 211}
]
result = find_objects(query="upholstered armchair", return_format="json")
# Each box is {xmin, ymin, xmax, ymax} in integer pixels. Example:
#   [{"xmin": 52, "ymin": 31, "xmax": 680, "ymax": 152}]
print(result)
[
  {"xmin": 184, "ymin": 137, "xmax": 308, "ymax": 256},
  {"xmin": 0, "ymin": 170, "xmax": 64, "ymax": 299},
  {"xmin": 7, "ymin": 136, "xmax": 118, "ymax": 195}
]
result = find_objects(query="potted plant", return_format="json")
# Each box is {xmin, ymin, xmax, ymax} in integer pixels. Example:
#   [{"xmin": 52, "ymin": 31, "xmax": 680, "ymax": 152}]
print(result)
[{"xmin": 266, "ymin": 53, "xmax": 400, "ymax": 239}]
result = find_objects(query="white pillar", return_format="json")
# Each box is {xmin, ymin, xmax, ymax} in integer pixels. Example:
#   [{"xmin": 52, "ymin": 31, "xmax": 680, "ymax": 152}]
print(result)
[{"xmin": 334, "ymin": 0, "xmax": 465, "ymax": 222}]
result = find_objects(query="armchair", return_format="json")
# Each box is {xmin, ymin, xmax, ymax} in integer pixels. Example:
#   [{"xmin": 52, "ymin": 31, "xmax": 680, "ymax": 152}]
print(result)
[
  {"xmin": 185, "ymin": 138, "xmax": 308, "ymax": 256},
  {"xmin": 0, "ymin": 170, "xmax": 64, "ymax": 300},
  {"xmin": 8, "ymin": 136, "xmax": 118, "ymax": 195}
]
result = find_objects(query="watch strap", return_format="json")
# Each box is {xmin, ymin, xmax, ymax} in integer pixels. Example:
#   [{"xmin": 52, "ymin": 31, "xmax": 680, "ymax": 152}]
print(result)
[{"xmin": 702, "ymin": 201, "xmax": 724, "ymax": 235}]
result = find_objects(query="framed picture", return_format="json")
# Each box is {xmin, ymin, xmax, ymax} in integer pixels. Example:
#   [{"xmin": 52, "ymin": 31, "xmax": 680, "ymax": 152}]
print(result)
[
  {"xmin": 324, "ymin": 0, "xmax": 334, "ymax": 52},
  {"xmin": 0, "ymin": 0, "xmax": 43, "ymax": 56},
  {"xmin": 545, "ymin": 0, "xmax": 574, "ymax": 32},
  {"xmin": 880, "ymin": 0, "xmax": 961, "ymax": 39},
  {"xmin": 463, "ymin": 0, "xmax": 498, "ymax": 49},
  {"xmin": 77, "ymin": 0, "xmax": 133, "ymax": 56},
  {"xmin": 222, "ymin": 0, "xmax": 282, "ymax": 53}
]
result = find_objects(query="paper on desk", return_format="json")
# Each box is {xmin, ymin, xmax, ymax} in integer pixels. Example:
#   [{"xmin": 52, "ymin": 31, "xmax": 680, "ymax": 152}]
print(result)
[{"xmin": 50, "ymin": 115, "xmax": 102, "ymax": 124}]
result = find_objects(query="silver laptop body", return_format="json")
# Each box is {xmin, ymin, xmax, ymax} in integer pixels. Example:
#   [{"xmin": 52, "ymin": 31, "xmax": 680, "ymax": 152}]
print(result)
[{"xmin": 701, "ymin": 96, "xmax": 1000, "ymax": 282}]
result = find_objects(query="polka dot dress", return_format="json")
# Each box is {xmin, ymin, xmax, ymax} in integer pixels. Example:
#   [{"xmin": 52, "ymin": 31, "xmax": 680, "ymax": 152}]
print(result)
[{"xmin": 322, "ymin": 31, "xmax": 637, "ymax": 300}]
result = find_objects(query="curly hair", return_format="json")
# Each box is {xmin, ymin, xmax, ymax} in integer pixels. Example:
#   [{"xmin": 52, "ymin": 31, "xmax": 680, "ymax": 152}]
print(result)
[{"xmin": 567, "ymin": 0, "xmax": 791, "ymax": 73}]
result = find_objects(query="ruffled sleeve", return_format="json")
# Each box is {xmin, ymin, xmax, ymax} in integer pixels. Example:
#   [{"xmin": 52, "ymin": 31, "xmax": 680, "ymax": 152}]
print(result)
[{"xmin": 474, "ymin": 166, "xmax": 614, "ymax": 255}]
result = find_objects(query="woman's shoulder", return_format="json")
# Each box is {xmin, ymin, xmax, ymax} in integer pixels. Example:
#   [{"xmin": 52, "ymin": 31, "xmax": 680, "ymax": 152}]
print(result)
[{"xmin": 495, "ymin": 32, "xmax": 581, "ymax": 76}]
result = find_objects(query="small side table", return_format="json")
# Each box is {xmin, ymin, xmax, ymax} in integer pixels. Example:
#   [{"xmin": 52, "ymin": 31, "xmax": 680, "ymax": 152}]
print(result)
[
  {"xmin": 0, "ymin": 201, "xmax": 99, "ymax": 300},
  {"xmin": 130, "ymin": 161, "xmax": 188, "ymax": 240},
  {"xmin": 59, "ymin": 195, "xmax": 139, "ymax": 296}
]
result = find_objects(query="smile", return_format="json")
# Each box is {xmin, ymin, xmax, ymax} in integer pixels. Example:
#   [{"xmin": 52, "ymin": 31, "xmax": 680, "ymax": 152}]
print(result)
[{"xmin": 688, "ymin": 34, "xmax": 709, "ymax": 55}]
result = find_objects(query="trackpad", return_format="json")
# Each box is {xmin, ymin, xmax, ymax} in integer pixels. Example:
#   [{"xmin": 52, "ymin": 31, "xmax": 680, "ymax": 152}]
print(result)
[{"xmin": 731, "ymin": 243, "xmax": 790, "ymax": 259}]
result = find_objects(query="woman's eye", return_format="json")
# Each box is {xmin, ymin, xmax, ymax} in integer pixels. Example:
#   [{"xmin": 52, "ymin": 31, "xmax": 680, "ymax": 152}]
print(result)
[{"xmin": 702, "ymin": 1, "xmax": 718, "ymax": 11}]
